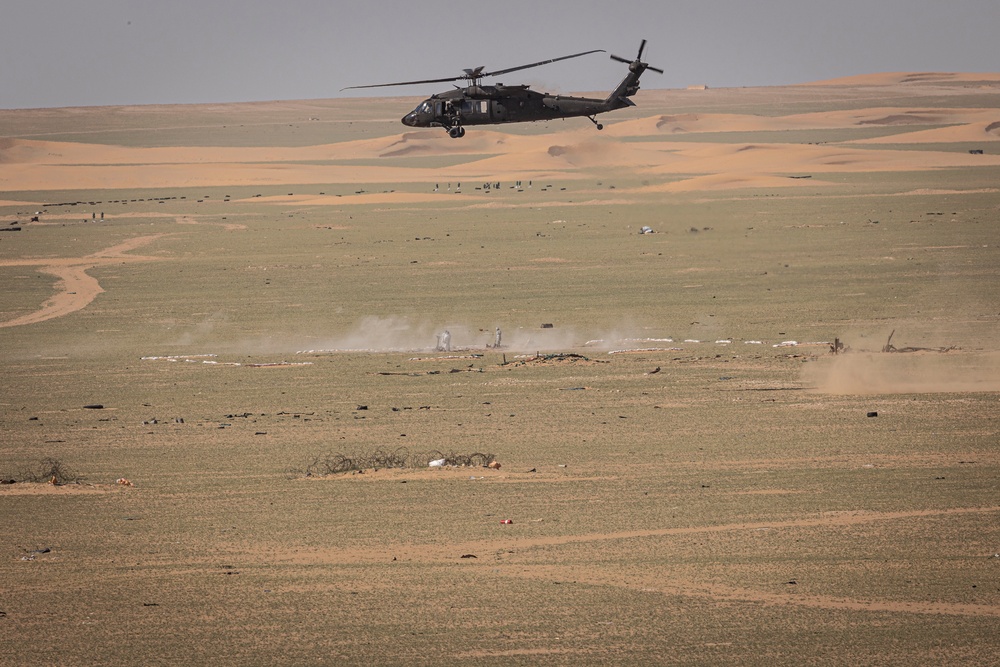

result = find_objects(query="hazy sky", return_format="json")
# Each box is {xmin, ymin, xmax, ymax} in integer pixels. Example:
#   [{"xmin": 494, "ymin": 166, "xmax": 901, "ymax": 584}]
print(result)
[{"xmin": 4, "ymin": 0, "xmax": 998, "ymax": 109}]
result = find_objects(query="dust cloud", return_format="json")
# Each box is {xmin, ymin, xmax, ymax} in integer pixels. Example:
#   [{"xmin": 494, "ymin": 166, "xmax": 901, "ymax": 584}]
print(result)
[
  {"xmin": 298, "ymin": 316, "xmax": 587, "ymax": 354},
  {"xmin": 296, "ymin": 317, "xmax": 670, "ymax": 354},
  {"xmin": 804, "ymin": 351, "xmax": 1000, "ymax": 394}
]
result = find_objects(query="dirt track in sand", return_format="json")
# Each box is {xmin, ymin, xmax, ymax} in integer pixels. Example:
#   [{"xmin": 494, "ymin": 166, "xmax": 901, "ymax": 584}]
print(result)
[
  {"xmin": 0, "ymin": 234, "xmax": 166, "ymax": 328},
  {"xmin": 283, "ymin": 504, "xmax": 999, "ymax": 561},
  {"xmin": 503, "ymin": 567, "xmax": 1000, "ymax": 619},
  {"xmin": 280, "ymin": 504, "xmax": 1000, "ymax": 618}
]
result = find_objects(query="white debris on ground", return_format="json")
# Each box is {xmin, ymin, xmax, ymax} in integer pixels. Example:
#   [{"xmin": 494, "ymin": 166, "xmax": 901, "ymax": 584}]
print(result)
[
  {"xmin": 142, "ymin": 354, "xmax": 312, "ymax": 367},
  {"xmin": 141, "ymin": 354, "xmax": 218, "ymax": 361},
  {"xmin": 290, "ymin": 336, "xmax": 834, "ymax": 357},
  {"xmin": 772, "ymin": 341, "xmax": 831, "ymax": 348}
]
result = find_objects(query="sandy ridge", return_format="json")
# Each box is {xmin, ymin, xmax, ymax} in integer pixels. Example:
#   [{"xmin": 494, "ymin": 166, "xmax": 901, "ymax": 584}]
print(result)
[
  {"xmin": 3, "ymin": 101, "xmax": 999, "ymax": 194},
  {"xmin": 0, "ymin": 234, "xmax": 166, "ymax": 328}
]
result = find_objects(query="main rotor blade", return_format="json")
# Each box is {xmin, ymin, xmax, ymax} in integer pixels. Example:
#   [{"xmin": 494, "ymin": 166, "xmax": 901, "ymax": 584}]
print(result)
[
  {"xmin": 637, "ymin": 38, "xmax": 647, "ymax": 60},
  {"xmin": 341, "ymin": 48, "xmax": 605, "ymax": 92},
  {"xmin": 483, "ymin": 49, "xmax": 605, "ymax": 78},
  {"xmin": 341, "ymin": 74, "xmax": 464, "ymax": 91}
]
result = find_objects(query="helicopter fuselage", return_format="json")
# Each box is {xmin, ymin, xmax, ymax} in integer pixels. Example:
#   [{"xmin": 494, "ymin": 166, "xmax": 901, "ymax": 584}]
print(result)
[{"xmin": 402, "ymin": 85, "xmax": 620, "ymax": 130}]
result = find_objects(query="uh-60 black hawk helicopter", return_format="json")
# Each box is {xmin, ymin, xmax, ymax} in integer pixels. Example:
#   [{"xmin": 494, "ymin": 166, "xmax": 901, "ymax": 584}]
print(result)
[{"xmin": 343, "ymin": 40, "xmax": 662, "ymax": 138}]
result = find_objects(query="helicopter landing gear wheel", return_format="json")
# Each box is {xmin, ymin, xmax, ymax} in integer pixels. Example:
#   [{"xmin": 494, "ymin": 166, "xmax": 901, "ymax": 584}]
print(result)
[
  {"xmin": 448, "ymin": 126, "xmax": 465, "ymax": 138},
  {"xmin": 588, "ymin": 115, "xmax": 603, "ymax": 131},
  {"xmin": 596, "ymin": 123, "xmax": 603, "ymax": 130}
]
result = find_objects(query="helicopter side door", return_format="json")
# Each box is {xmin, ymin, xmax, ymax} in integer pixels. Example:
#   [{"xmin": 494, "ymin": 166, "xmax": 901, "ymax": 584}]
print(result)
[
  {"xmin": 489, "ymin": 100, "xmax": 508, "ymax": 123},
  {"xmin": 454, "ymin": 100, "xmax": 489, "ymax": 125}
]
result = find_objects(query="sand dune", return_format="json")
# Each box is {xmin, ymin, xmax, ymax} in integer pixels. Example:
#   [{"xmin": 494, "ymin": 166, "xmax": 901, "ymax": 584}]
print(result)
[
  {"xmin": 2, "ymin": 76, "xmax": 1000, "ymax": 194},
  {"xmin": 641, "ymin": 173, "xmax": 836, "ymax": 193},
  {"xmin": 4, "ymin": 132, "xmax": 999, "ymax": 193},
  {"xmin": 805, "ymin": 72, "xmax": 1000, "ymax": 86},
  {"xmin": 854, "ymin": 119, "xmax": 1000, "ymax": 144},
  {"xmin": 604, "ymin": 108, "xmax": 1000, "ymax": 137}
]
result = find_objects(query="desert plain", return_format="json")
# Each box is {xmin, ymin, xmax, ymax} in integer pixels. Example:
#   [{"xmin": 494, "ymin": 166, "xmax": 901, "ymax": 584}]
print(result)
[{"xmin": 1, "ymin": 72, "xmax": 1000, "ymax": 664}]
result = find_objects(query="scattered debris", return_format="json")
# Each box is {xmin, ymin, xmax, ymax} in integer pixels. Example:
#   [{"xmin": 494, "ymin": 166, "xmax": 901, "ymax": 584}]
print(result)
[
  {"xmin": 83, "ymin": 404, "xmax": 104, "ymax": 410},
  {"xmin": 585, "ymin": 337, "xmax": 675, "ymax": 346},
  {"xmin": 867, "ymin": 411, "xmax": 879, "ymax": 418},
  {"xmin": 116, "ymin": 478, "xmax": 134, "ymax": 487},
  {"xmin": 409, "ymin": 354, "xmax": 483, "ymax": 361},
  {"xmin": 244, "ymin": 362, "xmax": 313, "ymax": 368},
  {"xmin": 773, "ymin": 340, "xmax": 830, "ymax": 348},
  {"xmin": 460, "ymin": 554, "xmax": 478, "ymax": 559},
  {"xmin": 303, "ymin": 448, "xmax": 497, "ymax": 476},
  {"xmin": 882, "ymin": 330, "xmax": 956, "ymax": 353},
  {"xmin": 504, "ymin": 352, "xmax": 603, "ymax": 366},
  {"xmin": 500, "ymin": 519, "xmax": 513, "ymax": 525},
  {"xmin": 142, "ymin": 354, "xmax": 311, "ymax": 368}
]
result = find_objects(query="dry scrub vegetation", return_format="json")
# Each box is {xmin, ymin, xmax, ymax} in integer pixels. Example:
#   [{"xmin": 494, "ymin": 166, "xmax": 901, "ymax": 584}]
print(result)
[
  {"xmin": 301, "ymin": 447, "xmax": 496, "ymax": 475},
  {"xmin": 2, "ymin": 457, "xmax": 81, "ymax": 485}
]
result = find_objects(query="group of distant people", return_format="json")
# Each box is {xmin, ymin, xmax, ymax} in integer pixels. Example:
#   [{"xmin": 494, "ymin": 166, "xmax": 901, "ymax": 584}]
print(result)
[{"xmin": 435, "ymin": 327, "xmax": 502, "ymax": 352}]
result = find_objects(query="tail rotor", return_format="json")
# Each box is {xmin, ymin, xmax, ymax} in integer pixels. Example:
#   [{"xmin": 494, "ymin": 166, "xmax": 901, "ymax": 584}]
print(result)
[{"xmin": 610, "ymin": 39, "xmax": 664, "ymax": 74}]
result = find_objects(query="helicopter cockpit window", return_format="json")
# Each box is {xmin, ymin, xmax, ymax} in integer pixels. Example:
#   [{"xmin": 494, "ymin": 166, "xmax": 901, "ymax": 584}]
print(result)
[{"xmin": 417, "ymin": 101, "xmax": 433, "ymax": 114}]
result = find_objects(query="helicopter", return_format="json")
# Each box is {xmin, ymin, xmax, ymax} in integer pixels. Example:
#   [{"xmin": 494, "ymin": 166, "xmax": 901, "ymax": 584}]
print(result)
[{"xmin": 342, "ymin": 40, "xmax": 663, "ymax": 138}]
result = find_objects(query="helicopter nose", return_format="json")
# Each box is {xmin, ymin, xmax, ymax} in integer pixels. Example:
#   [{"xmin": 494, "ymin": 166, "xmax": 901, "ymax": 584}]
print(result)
[{"xmin": 402, "ymin": 113, "xmax": 417, "ymax": 127}]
